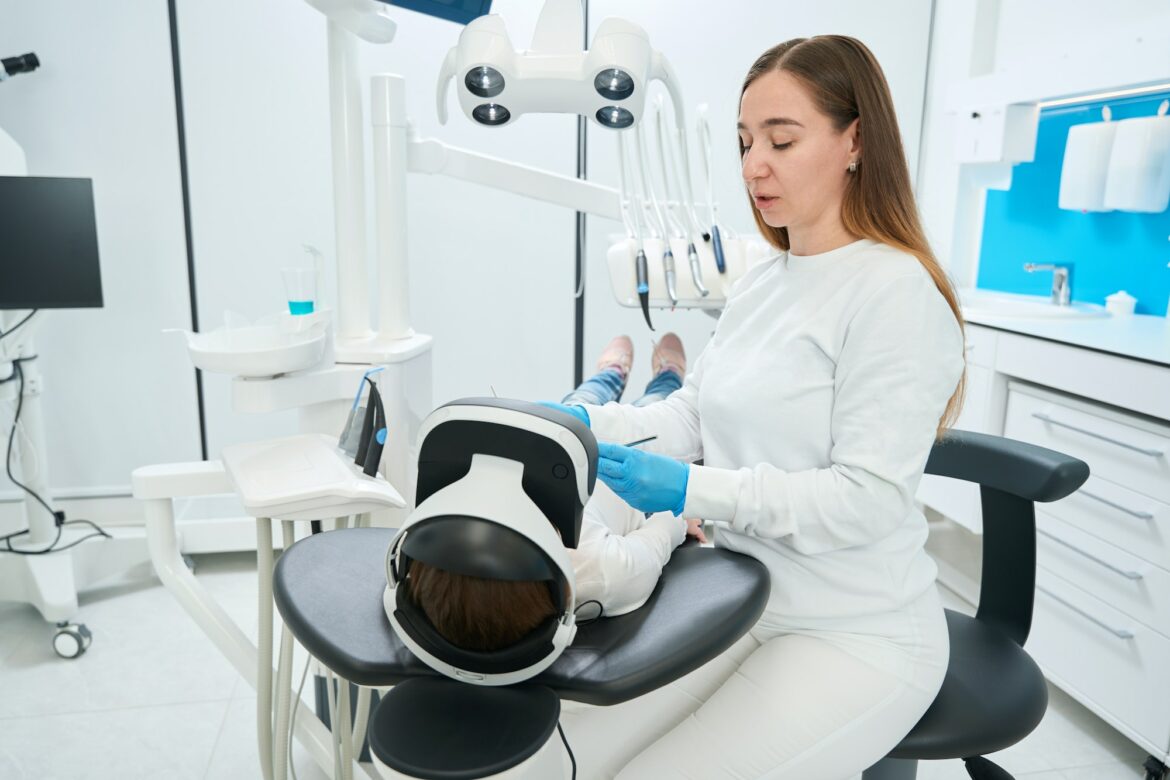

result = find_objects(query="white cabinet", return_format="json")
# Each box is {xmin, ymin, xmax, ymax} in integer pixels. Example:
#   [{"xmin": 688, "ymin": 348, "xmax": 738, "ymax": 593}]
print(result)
[
  {"xmin": 1003, "ymin": 382, "xmax": 1170, "ymax": 758},
  {"xmin": 953, "ymin": 103, "xmax": 1039, "ymax": 164}
]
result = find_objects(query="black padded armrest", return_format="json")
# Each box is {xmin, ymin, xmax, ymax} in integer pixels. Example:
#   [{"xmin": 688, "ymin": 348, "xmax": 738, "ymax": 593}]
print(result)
[
  {"xmin": 926, "ymin": 429, "xmax": 1089, "ymax": 647},
  {"xmin": 274, "ymin": 528, "xmax": 770, "ymax": 706},
  {"xmin": 926, "ymin": 429, "xmax": 1088, "ymax": 502}
]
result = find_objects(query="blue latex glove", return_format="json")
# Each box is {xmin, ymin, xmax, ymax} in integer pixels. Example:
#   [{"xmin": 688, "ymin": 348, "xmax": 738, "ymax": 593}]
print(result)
[
  {"xmin": 596, "ymin": 441, "xmax": 689, "ymax": 516},
  {"xmin": 537, "ymin": 401, "xmax": 590, "ymax": 427}
]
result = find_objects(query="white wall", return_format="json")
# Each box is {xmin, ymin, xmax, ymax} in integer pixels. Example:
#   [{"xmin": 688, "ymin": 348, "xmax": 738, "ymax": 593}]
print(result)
[
  {"xmin": 583, "ymin": 0, "xmax": 933, "ymax": 395},
  {"xmin": 0, "ymin": 3, "xmax": 202, "ymax": 509}
]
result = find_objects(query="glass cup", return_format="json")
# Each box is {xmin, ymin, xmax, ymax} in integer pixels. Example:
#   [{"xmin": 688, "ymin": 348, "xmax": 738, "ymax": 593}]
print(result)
[{"xmin": 282, "ymin": 267, "xmax": 316, "ymax": 315}]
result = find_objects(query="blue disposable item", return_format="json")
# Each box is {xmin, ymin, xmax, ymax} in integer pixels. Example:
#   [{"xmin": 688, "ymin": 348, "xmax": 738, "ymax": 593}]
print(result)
[
  {"xmin": 288, "ymin": 300, "xmax": 315, "ymax": 315},
  {"xmin": 596, "ymin": 441, "xmax": 689, "ymax": 516},
  {"xmin": 537, "ymin": 401, "xmax": 590, "ymax": 427}
]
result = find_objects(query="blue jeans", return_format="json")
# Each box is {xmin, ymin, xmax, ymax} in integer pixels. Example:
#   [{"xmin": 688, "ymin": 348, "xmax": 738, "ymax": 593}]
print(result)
[{"xmin": 561, "ymin": 368, "xmax": 682, "ymax": 408}]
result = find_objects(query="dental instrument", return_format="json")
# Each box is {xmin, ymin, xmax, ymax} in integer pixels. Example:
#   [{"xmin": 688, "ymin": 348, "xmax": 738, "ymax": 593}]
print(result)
[
  {"xmin": 655, "ymin": 98, "xmax": 709, "ymax": 295},
  {"xmin": 697, "ymin": 106, "xmax": 726, "ymax": 274},
  {"xmin": 634, "ymin": 122, "xmax": 678, "ymax": 306},
  {"xmin": 622, "ymin": 435, "xmax": 658, "ymax": 448},
  {"xmin": 616, "ymin": 130, "xmax": 654, "ymax": 330}
]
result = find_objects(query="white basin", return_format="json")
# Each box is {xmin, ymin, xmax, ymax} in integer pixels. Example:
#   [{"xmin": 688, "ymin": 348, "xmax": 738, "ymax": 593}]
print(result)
[{"xmin": 958, "ymin": 289, "xmax": 1110, "ymax": 320}]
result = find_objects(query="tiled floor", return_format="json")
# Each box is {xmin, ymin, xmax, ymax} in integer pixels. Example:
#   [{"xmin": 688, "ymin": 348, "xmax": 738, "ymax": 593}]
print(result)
[{"xmin": 0, "ymin": 551, "xmax": 1160, "ymax": 780}]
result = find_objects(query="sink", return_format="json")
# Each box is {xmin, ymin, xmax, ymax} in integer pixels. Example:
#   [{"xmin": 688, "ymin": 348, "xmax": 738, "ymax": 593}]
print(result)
[{"xmin": 958, "ymin": 289, "xmax": 1110, "ymax": 320}]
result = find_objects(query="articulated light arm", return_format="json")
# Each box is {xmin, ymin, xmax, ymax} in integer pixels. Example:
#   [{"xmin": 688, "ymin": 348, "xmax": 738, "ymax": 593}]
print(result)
[{"xmin": 406, "ymin": 132, "xmax": 620, "ymax": 221}]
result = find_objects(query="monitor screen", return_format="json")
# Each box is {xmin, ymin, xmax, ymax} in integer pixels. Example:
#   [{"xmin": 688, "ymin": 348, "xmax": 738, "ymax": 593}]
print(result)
[
  {"xmin": 0, "ymin": 176, "xmax": 103, "ymax": 310},
  {"xmin": 379, "ymin": 0, "xmax": 492, "ymax": 25}
]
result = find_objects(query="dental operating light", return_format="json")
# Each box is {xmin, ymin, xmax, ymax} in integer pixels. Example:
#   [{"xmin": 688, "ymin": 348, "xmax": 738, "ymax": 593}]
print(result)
[{"xmin": 436, "ymin": 0, "xmax": 686, "ymax": 130}]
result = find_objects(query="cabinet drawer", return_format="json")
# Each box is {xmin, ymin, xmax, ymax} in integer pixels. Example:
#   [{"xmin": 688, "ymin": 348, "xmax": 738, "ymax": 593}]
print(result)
[
  {"xmin": 1037, "ymin": 511, "xmax": 1170, "ymax": 634},
  {"xmin": 1030, "ymin": 569, "xmax": 1170, "ymax": 752},
  {"xmin": 1044, "ymin": 474, "xmax": 1170, "ymax": 571},
  {"xmin": 1004, "ymin": 386, "xmax": 1170, "ymax": 504}
]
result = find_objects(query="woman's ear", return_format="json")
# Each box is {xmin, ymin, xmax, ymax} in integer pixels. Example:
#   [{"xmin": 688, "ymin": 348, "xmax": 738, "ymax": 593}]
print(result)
[{"xmin": 846, "ymin": 117, "xmax": 861, "ymax": 159}]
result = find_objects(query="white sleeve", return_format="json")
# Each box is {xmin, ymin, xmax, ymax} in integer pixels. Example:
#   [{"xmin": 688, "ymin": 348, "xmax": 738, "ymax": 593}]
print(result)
[
  {"xmin": 582, "ymin": 345, "xmax": 708, "ymax": 463},
  {"xmin": 682, "ymin": 273, "xmax": 965, "ymax": 554},
  {"xmin": 569, "ymin": 484, "xmax": 686, "ymax": 616}
]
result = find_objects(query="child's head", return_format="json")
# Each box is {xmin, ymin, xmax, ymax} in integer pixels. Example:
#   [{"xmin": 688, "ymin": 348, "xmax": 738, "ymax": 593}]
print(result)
[{"xmin": 406, "ymin": 560, "xmax": 558, "ymax": 652}]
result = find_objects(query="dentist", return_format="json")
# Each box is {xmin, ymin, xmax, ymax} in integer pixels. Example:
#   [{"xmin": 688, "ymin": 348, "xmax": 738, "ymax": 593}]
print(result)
[{"xmin": 554, "ymin": 35, "xmax": 968, "ymax": 779}]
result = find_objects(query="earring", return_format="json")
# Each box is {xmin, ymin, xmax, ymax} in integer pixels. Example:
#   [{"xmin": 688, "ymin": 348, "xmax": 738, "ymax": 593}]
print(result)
[{"xmin": 848, "ymin": 160, "xmax": 858, "ymax": 173}]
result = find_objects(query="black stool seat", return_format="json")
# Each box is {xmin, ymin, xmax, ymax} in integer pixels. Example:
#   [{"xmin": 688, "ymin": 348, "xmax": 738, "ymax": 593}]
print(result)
[
  {"xmin": 369, "ymin": 678, "xmax": 559, "ymax": 780},
  {"xmin": 890, "ymin": 609, "xmax": 1048, "ymax": 761},
  {"xmin": 274, "ymin": 527, "xmax": 770, "ymax": 705}
]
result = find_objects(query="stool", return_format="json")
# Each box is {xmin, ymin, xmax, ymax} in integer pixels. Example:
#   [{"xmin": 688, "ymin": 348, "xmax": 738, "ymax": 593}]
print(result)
[{"xmin": 369, "ymin": 678, "xmax": 563, "ymax": 779}]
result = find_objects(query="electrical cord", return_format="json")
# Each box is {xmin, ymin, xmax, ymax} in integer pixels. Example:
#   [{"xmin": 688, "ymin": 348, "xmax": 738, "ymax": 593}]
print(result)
[
  {"xmin": 0, "ymin": 310, "xmax": 36, "ymax": 343},
  {"xmin": 557, "ymin": 721, "xmax": 577, "ymax": 780},
  {"xmin": 573, "ymin": 599, "xmax": 604, "ymax": 627},
  {"xmin": 1, "ymin": 358, "xmax": 112, "ymax": 555}
]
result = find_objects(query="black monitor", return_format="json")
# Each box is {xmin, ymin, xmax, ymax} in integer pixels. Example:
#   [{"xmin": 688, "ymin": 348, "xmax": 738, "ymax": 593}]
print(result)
[
  {"xmin": 378, "ymin": 0, "xmax": 491, "ymax": 25},
  {"xmin": 0, "ymin": 176, "xmax": 103, "ymax": 310}
]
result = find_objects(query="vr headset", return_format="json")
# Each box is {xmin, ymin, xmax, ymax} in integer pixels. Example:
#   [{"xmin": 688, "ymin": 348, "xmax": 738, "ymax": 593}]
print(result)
[{"xmin": 384, "ymin": 398, "xmax": 597, "ymax": 686}]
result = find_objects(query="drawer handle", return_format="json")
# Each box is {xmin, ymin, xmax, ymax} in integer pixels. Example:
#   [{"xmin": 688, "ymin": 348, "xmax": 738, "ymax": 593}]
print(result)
[
  {"xmin": 1077, "ymin": 489, "xmax": 1155, "ymax": 520},
  {"xmin": 1031, "ymin": 412, "xmax": 1166, "ymax": 458},
  {"xmin": 1036, "ymin": 584, "xmax": 1135, "ymax": 639},
  {"xmin": 1037, "ymin": 528, "xmax": 1144, "ymax": 580}
]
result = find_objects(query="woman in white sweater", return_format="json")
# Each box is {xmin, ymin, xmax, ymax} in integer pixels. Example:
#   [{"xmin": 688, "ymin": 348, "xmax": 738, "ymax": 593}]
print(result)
[{"xmin": 553, "ymin": 35, "xmax": 968, "ymax": 779}]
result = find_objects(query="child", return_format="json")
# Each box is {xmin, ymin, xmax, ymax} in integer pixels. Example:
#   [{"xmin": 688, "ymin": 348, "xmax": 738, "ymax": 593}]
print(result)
[{"xmin": 406, "ymin": 334, "xmax": 704, "ymax": 652}]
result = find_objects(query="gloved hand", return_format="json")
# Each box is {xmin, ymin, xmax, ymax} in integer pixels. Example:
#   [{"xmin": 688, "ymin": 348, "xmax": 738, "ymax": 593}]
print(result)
[
  {"xmin": 537, "ymin": 401, "xmax": 590, "ymax": 427},
  {"xmin": 596, "ymin": 442, "xmax": 689, "ymax": 516}
]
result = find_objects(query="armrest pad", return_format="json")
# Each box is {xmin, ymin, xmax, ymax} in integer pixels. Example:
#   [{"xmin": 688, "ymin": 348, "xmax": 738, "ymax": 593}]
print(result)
[{"xmin": 926, "ymin": 430, "xmax": 1089, "ymax": 502}]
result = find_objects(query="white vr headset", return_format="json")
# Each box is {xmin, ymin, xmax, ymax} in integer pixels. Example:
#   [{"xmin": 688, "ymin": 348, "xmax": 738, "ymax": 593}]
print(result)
[{"xmin": 384, "ymin": 398, "xmax": 597, "ymax": 686}]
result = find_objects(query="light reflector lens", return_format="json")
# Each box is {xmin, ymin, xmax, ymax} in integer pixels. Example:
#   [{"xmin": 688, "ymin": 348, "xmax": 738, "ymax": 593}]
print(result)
[
  {"xmin": 472, "ymin": 103, "xmax": 511, "ymax": 126},
  {"xmin": 594, "ymin": 68, "xmax": 635, "ymax": 101},
  {"xmin": 596, "ymin": 106, "xmax": 634, "ymax": 129},
  {"xmin": 465, "ymin": 66, "xmax": 505, "ymax": 98}
]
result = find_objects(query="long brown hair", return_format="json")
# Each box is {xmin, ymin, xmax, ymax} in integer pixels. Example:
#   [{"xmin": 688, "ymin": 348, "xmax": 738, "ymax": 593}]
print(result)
[{"xmin": 741, "ymin": 36, "xmax": 965, "ymax": 438}]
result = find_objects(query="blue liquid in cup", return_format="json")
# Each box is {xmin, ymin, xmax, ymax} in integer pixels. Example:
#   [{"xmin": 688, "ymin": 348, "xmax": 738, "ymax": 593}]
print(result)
[{"xmin": 288, "ymin": 300, "xmax": 315, "ymax": 315}]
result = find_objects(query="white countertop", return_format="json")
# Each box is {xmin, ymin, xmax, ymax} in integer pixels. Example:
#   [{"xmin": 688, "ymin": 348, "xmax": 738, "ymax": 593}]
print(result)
[{"xmin": 963, "ymin": 310, "xmax": 1170, "ymax": 367}]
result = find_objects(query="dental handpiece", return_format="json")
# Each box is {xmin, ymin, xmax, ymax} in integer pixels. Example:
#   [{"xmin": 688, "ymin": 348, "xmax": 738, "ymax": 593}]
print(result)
[
  {"xmin": 711, "ymin": 224, "xmax": 726, "ymax": 274},
  {"xmin": 635, "ymin": 248, "xmax": 653, "ymax": 330},
  {"xmin": 662, "ymin": 248, "xmax": 678, "ymax": 306},
  {"xmin": 687, "ymin": 243, "xmax": 709, "ymax": 297}
]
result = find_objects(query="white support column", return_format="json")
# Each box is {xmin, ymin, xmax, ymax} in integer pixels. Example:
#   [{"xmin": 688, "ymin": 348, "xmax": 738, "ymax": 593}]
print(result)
[
  {"xmin": 327, "ymin": 20, "xmax": 373, "ymax": 344},
  {"xmin": 371, "ymin": 74, "xmax": 413, "ymax": 341}
]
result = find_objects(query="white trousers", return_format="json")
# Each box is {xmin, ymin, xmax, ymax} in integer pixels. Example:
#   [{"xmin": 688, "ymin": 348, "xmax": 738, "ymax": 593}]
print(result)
[{"xmin": 559, "ymin": 587, "xmax": 949, "ymax": 780}]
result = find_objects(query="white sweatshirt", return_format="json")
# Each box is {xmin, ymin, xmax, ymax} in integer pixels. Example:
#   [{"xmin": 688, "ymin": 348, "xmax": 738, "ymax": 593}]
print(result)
[
  {"xmin": 569, "ymin": 482, "xmax": 686, "ymax": 617},
  {"xmin": 586, "ymin": 239, "xmax": 965, "ymax": 622}
]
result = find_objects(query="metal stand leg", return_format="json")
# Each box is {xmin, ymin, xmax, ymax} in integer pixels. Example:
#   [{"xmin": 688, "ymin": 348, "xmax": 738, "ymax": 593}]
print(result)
[{"xmin": 257, "ymin": 517, "xmax": 275, "ymax": 780}]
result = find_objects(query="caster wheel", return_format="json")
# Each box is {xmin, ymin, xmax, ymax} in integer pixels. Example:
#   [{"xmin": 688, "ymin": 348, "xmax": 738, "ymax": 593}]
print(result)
[
  {"xmin": 52, "ymin": 623, "xmax": 92, "ymax": 659},
  {"xmin": 182, "ymin": 554, "xmax": 197, "ymax": 573},
  {"xmin": 1144, "ymin": 756, "xmax": 1168, "ymax": 780}
]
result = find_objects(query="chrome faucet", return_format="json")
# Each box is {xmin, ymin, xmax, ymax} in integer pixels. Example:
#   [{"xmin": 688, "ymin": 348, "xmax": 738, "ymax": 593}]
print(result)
[{"xmin": 1023, "ymin": 263, "xmax": 1072, "ymax": 306}]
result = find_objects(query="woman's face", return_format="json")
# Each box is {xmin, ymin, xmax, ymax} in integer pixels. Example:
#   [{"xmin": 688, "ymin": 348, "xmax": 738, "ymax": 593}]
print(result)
[{"xmin": 738, "ymin": 69, "xmax": 858, "ymax": 235}]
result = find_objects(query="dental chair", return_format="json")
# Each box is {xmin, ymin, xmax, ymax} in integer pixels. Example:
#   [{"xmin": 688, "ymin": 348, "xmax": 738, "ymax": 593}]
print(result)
[
  {"xmin": 862, "ymin": 430, "xmax": 1089, "ymax": 780},
  {"xmin": 273, "ymin": 398, "xmax": 771, "ymax": 779},
  {"xmin": 275, "ymin": 401, "xmax": 1087, "ymax": 780}
]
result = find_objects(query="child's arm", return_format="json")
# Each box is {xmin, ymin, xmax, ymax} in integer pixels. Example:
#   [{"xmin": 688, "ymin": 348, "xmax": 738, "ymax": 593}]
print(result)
[{"xmin": 569, "ymin": 485, "xmax": 686, "ymax": 617}]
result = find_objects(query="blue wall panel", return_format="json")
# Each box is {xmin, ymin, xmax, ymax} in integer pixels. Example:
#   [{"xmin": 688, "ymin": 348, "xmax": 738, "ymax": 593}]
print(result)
[{"xmin": 976, "ymin": 91, "xmax": 1170, "ymax": 316}]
